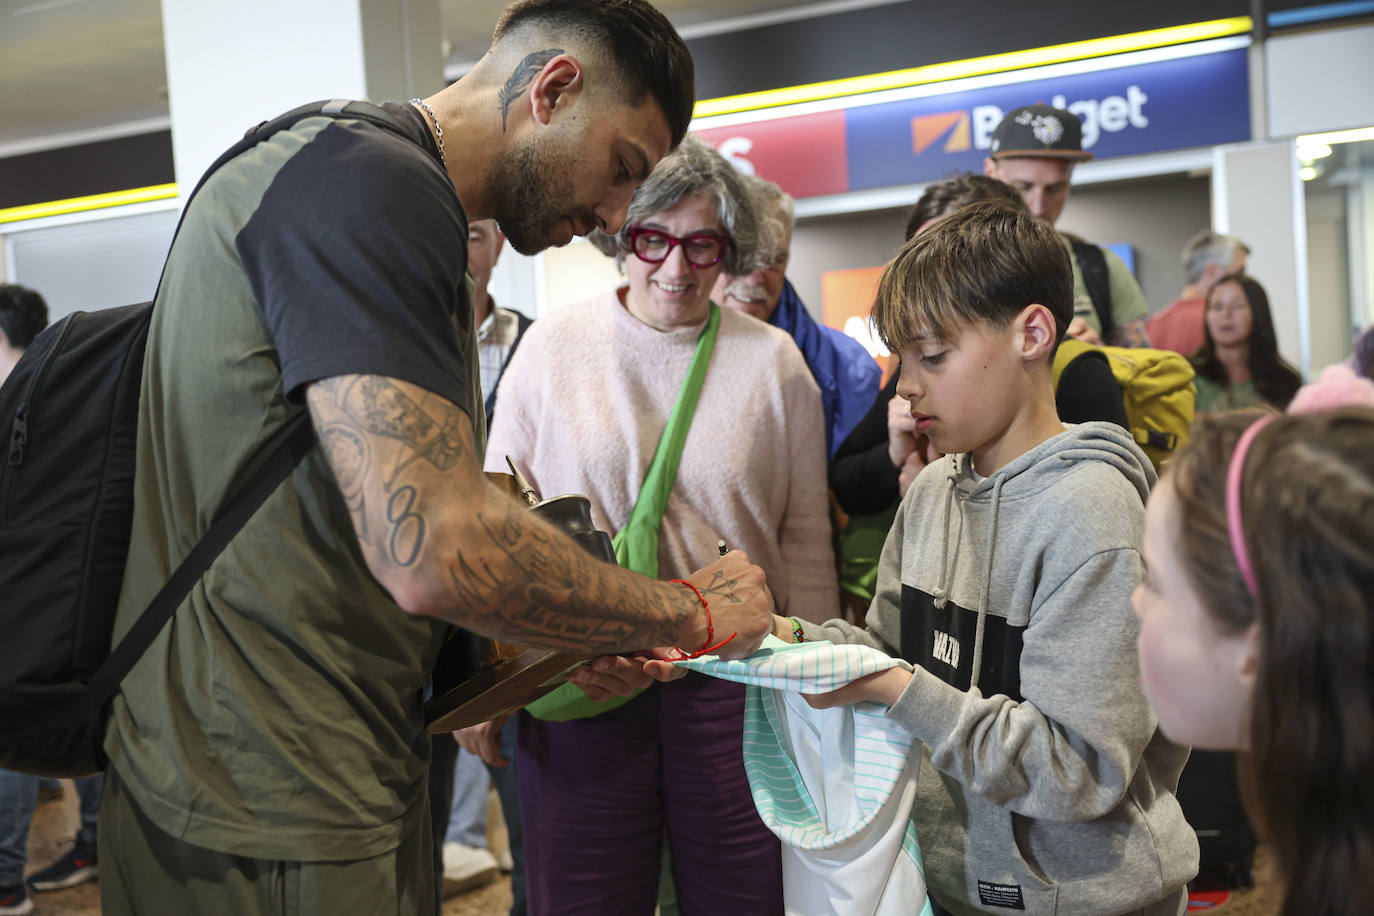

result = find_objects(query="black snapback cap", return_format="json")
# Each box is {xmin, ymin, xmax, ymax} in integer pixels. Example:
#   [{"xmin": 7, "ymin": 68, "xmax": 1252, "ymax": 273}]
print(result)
[{"xmin": 989, "ymin": 104, "xmax": 1094, "ymax": 161}]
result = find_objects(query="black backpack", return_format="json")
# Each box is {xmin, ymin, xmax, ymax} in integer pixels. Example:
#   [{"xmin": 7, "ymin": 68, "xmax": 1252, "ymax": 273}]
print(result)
[
  {"xmin": 0, "ymin": 99, "xmax": 415, "ymax": 777},
  {"xmin": 1065, "ymin": 233, "xmax": 1115, "ymax": 345}
]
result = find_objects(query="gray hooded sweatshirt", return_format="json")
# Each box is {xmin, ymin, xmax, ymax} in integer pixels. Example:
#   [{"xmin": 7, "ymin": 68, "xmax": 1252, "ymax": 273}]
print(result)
[{"xmin": 808, "ymin": 422, "xmax": 1198, "ymax": 914}]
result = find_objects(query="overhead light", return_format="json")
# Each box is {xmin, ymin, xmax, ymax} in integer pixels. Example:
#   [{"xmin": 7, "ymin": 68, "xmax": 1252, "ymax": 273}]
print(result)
[
  {"xmin": 1299, "ymin": 166, "xmax": 1318, "ymax": 181},
  {"xmin": 1297, "ymin": 142, "xmax": 1333, "ymax": 162},
  {"xmin": 1296, "ymin": 126, "xmax": 1374, "ymax": 148}
]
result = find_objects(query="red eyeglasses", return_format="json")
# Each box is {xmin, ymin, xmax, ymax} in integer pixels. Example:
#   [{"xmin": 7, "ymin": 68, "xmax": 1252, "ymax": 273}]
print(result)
[{"xmin": 626, "ymin": 227, "xmax": 731, "ymax": 268}]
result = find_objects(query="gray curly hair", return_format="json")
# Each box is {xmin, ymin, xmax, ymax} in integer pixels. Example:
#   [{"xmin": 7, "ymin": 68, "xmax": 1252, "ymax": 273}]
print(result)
[{"xmin": 589, "ymin": 134, "xmax": 759, "ymax": 275}]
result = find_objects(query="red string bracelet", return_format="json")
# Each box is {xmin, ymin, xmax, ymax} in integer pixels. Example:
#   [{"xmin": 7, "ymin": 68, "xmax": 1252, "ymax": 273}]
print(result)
[{"xmin": 669, "ymin": 579, "xmax": 736, "ymax": 659}]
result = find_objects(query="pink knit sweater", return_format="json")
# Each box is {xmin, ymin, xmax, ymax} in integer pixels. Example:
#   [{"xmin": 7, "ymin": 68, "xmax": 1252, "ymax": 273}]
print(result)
[{"xmin": 485, "ymin": 287, "xmax": 839, "ymax": 623}]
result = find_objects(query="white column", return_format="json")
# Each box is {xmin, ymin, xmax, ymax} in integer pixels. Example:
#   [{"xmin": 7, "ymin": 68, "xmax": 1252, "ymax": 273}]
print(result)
[
  {"xmin": 160, "ymin": 0, "xmax": 443, "ymax": 193},
  {"xmin": 1212, "ymin": 140, "xmax": 1310, "ymax": 376}
]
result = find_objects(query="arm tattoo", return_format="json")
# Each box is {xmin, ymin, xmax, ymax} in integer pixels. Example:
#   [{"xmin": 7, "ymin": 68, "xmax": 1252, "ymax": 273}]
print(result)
[
  {"xmin": 498, "ymin": 49, "xmax": 564, "ymax": 131},
  {"xmin": 345, "ymin": 377, "xmax": 467, "ymax": 475},
  {"xmin": 319, "ymin": 422, "xmax": 371, "ymax": 543}
]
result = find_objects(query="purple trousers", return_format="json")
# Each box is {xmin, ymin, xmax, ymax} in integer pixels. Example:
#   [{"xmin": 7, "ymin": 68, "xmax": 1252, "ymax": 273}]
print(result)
[{"xmin": 517, "ymin": 672, "xmax": 783, "ymax": 916}]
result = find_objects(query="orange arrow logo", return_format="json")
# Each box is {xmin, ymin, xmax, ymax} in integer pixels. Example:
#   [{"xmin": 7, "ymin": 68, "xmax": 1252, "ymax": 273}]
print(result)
[{"xmin": 911, "ymin": 111, "xmax": 971, "ymax": 155}]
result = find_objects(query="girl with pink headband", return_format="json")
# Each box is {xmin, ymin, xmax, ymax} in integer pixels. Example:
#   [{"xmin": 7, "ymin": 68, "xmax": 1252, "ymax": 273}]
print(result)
[{"xmin": 1132, "ymin": 364, "xmax": 1374, "ymax": 916}]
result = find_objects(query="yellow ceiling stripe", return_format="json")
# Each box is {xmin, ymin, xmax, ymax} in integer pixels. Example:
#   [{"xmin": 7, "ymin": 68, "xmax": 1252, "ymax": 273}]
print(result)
[
  {"xmin": 693, "ymin": 16, "xmax": 1252, "ymax": 118},
  {"xmin": 0, "ymin": 183, "xmax": 179, "ymax": 226}
]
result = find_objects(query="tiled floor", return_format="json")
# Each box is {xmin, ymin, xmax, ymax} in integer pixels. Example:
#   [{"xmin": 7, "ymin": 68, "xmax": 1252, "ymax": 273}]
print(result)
[{"xmin": 28, "ymin": 781, "xmax": 1277, "ymax": 915}]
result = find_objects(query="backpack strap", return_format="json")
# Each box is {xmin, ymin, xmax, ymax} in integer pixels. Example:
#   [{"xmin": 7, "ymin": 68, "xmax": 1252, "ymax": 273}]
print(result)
[
  {"xmin": 88, "ymin": 415, "xmax": 315, "ymax": 708},
  {"xmin": 1051, "ymin": 337, "xmax": 1094, "ymax": 391},
  {"xmin": 1065, "ymin": 234, "xmax": 1115, "ymax": 345}
]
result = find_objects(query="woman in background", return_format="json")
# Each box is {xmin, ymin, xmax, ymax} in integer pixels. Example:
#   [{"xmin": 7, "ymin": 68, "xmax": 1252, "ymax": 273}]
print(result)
[{"xmin": 1191, "ymin": 273, "xmax": 1302, "ymax": 413}]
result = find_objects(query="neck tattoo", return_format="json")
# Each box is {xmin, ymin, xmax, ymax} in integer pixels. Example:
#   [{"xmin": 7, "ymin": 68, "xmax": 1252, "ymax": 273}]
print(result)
[{"xmin": 409, "ymin": 98, "xmax": 446, "ymax": 169}]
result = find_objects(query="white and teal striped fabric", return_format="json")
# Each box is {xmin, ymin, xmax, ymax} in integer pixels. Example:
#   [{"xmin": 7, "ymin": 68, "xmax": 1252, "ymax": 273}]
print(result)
[{"xmin": 677, "ymin": 636, "xmax": 933, "ymax": 916}]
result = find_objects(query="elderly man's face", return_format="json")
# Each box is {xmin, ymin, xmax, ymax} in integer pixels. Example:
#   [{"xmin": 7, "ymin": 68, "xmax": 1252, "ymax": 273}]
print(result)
[
  {"xmin": 712, "ymin": 254, "xmax": 788, "ymax": 323},
  {"xmin": 490, "ymin": 95, "xmax": 673, "ymax": 256}
]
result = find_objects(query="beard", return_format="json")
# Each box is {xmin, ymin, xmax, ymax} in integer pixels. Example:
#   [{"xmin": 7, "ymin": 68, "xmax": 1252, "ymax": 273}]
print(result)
[{"xmin": 487, "ymin": 134, "xmax": 588, "ymax": 256}]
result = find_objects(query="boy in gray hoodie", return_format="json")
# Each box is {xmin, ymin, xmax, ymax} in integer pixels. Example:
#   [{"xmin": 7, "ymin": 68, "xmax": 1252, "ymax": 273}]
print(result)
[{"xmin": 775, "ymin": 200, "xmax": 1198, "ymax": 914}]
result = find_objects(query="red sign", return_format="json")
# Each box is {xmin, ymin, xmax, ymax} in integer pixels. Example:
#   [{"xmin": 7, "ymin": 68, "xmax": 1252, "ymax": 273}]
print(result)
[{"xmin": 695, "ymin": 111, "xmax": 849, "ymax": 199}]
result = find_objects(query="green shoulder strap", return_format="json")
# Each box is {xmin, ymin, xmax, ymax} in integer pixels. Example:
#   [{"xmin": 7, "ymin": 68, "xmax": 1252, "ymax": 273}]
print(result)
[{"xmin": 525, "ymin": 304, "xmax": 722, "ymax": 721}]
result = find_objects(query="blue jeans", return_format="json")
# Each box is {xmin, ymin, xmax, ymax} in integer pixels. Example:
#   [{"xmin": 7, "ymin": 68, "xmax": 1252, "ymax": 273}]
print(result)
[
  {"xmin": 0, "ymin": 769, "xmax": 103, "ymax": 887},
  {"xmin": 444, "ymin": 720, "xmax": 526, "ymax": 915},
  {"xmin": 445, "ymin": 745, "xmax": 489, "ymax": 847}
]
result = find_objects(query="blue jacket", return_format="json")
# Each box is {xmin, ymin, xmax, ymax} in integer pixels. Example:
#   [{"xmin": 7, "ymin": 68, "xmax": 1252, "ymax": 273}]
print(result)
[{"xmin": 769, "ymin": 279, "xmax": 881, "ymax": 457}]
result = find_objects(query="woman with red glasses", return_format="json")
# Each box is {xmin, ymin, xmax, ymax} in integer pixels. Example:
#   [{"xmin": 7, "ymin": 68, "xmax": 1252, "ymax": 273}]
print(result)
[{"xmin": 466, "ymin": 135, "xmax": 837, "ymax": 915}]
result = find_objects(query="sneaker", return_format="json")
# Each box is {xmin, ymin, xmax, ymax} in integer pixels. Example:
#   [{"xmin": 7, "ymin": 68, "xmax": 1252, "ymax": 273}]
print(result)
[
  {"xmin": 497, "ymin": 846, "xmax": 514, "ymax": 873},
  {"xmin": 0, "ymin": 884, "xmax": 33, "ymax": 916},
  {"xmin": 37, "ymin": 778, "xmax": 65, "ymax": 802},
  {"xmin": 28, "ymin": 843, "xmax": 98, "ymax": 891},
  {"xmin": 441, "ymin": 842, "xmax": 499, "ymax": 898}
]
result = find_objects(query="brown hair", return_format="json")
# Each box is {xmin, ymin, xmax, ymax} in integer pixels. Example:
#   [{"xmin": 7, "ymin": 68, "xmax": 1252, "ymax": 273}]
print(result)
[
  {"xmin": 904, "ymin": 172, "xmax": 1024, "ymax": 241},
  {"xmin": 1169, "ymin": 407, "xmax": 1374, "ymax": 915},
  {"xmin": 493, "ymin": 0, "xmax": 695, "ymax": 149},
  {"xmin": 872, "ymin": 197, "xmax": 1072, "ymax": 354}
]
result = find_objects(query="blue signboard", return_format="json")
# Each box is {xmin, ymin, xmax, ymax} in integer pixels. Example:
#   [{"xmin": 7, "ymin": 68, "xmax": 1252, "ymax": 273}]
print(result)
[{"xmin": 844, "ymin": 47, "xmax": 1250, "ymax": 189}]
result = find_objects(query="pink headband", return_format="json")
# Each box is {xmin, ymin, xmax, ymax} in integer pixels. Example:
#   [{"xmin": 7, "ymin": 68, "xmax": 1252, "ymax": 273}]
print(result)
[{"xmin": 1225, "ymin": 414, "xmax": 1276, "ymax": 596}]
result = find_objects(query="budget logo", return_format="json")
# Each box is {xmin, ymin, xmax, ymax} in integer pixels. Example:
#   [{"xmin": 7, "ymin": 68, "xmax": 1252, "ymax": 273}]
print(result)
[{"xmin": 911, "ymin": 110, "xmax": 971, "ymax": 156}]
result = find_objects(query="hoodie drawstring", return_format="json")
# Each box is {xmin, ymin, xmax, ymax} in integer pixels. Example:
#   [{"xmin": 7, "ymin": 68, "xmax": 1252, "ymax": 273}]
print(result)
[
  {"xmin": 968, "ymin": 473, "xmax": 1004, "ymax": 691},
  {"xmin": 930, "ymin": 463, "xmax": 958, "ymax": 609}
]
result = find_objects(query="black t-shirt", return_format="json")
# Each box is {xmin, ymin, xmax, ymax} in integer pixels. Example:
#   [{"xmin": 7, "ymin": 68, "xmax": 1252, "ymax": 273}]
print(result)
[{"xmin": 236, "ymin": 101, "xmax": 473, "ymax": 408}]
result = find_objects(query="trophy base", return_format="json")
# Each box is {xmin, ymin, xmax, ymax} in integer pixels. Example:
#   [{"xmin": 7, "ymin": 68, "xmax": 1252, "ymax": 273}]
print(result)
[{"xmin": 424, "ymin": 649, "xmax": 592, "ymax": 733}]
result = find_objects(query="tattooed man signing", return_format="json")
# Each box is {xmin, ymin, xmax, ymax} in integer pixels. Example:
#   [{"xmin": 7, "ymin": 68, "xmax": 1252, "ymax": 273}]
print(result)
[{"xmin": 97, "ymin": 4, "xmax": 773, "ymax": 915}]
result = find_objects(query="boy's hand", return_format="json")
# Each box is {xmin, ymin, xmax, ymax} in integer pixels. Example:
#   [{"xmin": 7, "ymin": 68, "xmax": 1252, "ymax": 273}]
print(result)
[
  {"xmin": 453, "ymin": 715, "xmax": 511, "ymax": 767},
  {"xmin": 896, "ymin": 435, "xmax": 940, "ymax": 496},
  {"xmin": 887, "ymin": 396, "xmax": 918, "ymax": 467},
  {"xmin": 803, "ymin": 667, "xmax": 913, "ymax": 709}
]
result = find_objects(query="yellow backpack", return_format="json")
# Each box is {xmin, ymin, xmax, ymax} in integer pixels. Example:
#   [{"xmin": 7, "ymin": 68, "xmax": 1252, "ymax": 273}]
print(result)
[{"xmin": 1052, "ymin": 338, "xmax": 1197, "ymax": 471}]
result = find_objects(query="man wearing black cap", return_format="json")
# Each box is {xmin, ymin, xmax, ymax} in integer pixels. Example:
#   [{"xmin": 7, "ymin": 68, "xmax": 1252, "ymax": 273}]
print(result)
[{"xmin": 985, "ymin": 103, "xmax": 1151, "ymax": 348}]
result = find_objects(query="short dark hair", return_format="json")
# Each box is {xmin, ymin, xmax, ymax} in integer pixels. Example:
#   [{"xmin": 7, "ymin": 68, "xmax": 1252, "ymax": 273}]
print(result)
[
  {"xmin": 493, "ymin": 0, "xmax": 695, "ymax": 148},
  {"xmin": 904, "ymin": 172, "xmax": 1025, "ymax": 241},
  {"xmin": 0, "ymin": 283, "xmax": 49, "ymax": 350},
  {"xmin": 873, "ymin": 198, "xmax": 1072, "ymax": 354}
]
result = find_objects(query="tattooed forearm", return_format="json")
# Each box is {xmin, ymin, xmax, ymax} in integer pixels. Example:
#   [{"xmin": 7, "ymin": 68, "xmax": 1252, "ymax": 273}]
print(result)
[
  {"xmin": 319, "ymin": 422, "xmax": 372, "ymax": 543},
  {"xmin": 446, "ymin": 499, "xmax": 695, "ymax": 652},
  {"xmin": 498, "ymin": 49, "xmax": 564, "ymax": 131}
]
